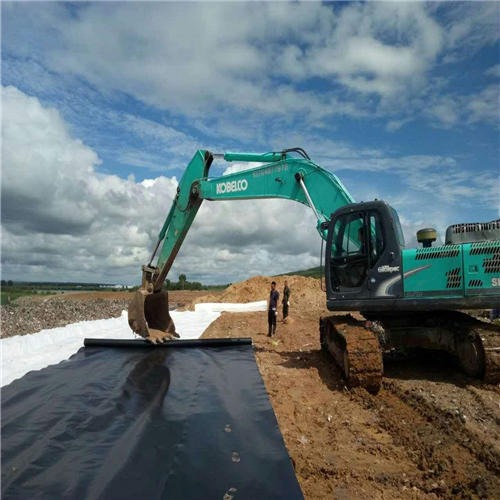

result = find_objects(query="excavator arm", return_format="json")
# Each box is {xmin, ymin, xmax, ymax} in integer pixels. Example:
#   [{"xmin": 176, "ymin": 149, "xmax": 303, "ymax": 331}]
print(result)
[
  {"xmin": 128, "ymin": 148, "xmax": 354, "ymax": 342},
  {"xmin": 127, "ymin": 147, "xmax": 500, "ymax": 390}
]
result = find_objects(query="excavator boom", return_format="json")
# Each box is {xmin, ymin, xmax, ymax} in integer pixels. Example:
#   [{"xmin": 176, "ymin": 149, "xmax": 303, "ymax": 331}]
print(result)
[
  {"xmin": 128, "ymin": 148, "xmax": 354, "ymax": 342},
  {"xmin": 128, "ymin": 147, "xmax": 499, "ymax": 393}
]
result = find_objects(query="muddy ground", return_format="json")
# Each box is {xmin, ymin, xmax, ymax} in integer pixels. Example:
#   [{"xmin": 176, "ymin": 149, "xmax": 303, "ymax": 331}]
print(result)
[
  {"xmin": 2, "ymin": 278, "xmax": 499, "ymax": 498},
  {"xmin": 198, "ymin": 276, "xmax": 500, "ymax": 499}
]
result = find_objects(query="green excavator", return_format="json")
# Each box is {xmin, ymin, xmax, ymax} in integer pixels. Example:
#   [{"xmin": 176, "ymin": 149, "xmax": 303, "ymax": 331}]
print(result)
[{"xmin": 128, "ymin": 148, "xmax": 500, "ymax": 393}]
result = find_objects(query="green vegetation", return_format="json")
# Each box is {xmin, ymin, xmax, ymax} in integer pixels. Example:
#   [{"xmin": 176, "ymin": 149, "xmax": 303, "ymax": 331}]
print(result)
[
  {"xmin": 1, "ymin": 285, "xmax": 56, "ymax": 305},
  {"xmin": 279, "ymin": 266, "xmax": 322, "ymax": 279},
  {"xmin": 164, "ymin": 276, "xmax": 230, "ymax": 291},
  {"xmin": 204, "ymin": 284, "xmax": 229, "ymax": 291},
  {"xmin": 0, "ymin": 281, "xmax": 127, "ymax": 306}
]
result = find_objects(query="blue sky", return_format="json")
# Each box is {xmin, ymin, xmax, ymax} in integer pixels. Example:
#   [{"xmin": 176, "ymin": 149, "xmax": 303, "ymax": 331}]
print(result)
[{"xmin": 2, "ymin": 1, "xmax": 499, "ymax": 285}]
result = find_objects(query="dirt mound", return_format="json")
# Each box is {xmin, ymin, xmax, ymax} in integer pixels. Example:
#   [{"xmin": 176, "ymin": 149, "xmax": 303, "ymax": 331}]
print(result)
[
  {"xmin": 194, "ymin": 275, "xmax": 326, "ymax": 311},
  {"xmin": 201, "ymin": 280, "xmax": 500, "ymax": 499}
]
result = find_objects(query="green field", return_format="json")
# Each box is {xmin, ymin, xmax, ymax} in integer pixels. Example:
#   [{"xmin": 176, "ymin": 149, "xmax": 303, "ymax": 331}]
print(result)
[
  {"xmin": 1, "ymin": 288, "xmax": 56, "ymax": 305},
  {"xmin": 280, "ymin": 266, "xmax": 322, "ymax": 279},
  {"xmin": 0, "ymin": 282, "xmax": 121, "ymax": 305}
]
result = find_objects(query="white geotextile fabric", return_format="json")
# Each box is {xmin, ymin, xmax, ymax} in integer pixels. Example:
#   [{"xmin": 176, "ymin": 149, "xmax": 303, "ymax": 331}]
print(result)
[
  {"xmin": 1, "ymin": 301, "xmax": 267, "ymax": 387},
  {"xmin": 194, "ymin": 300, "xmax": 267, "ymax": 312}
]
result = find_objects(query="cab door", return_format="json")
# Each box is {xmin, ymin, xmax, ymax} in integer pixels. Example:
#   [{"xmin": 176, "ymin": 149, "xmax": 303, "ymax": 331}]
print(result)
[
  {"xmin": 325, "ymin": 201, "xmax": 404, "ymax": 310},
  {"xmin": 327, "ymin": 211, "xmax": 371, "ymax": 298},
  {"xmin": 326, "ymin": 206, "xmax": 391, "ymax": 297}
]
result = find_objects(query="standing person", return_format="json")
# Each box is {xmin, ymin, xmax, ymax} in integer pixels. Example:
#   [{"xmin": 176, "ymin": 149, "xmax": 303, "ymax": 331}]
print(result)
[
  {"xmin": 268, "ymin": 281, "xmax": 280, "ymax": 337},
  {"xmin": 282, "ymin": 280, "xmax": 290, "ymax": 321}
]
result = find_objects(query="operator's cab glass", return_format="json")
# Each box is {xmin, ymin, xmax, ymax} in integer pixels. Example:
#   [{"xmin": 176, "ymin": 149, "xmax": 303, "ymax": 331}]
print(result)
[
  {"xmin": 390, "ymin": 206, "xmax": 405, "ymax": 248},
  {"xmin": 329, "ymin": 211, "xmax": 384, "ymax": 290}
]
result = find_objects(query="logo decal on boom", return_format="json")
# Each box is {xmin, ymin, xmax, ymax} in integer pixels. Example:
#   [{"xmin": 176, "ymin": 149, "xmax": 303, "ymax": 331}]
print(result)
[{"xmin": 216, "ymin": 179, "xmax": 248, "ymax": 195}]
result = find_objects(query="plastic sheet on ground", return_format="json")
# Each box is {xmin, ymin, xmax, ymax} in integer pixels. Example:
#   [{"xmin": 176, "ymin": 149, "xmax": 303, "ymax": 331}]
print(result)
[
  {"xmin": 1, "ymin": 302, "xmax": 265, "ymax": 387},
  {"xmin": 194, "ymin": 300, "xmax": 267, "ymax": 313},
  {"xmin": 2, "ymin": 341, "xmax": 303, "ymax": 499}
]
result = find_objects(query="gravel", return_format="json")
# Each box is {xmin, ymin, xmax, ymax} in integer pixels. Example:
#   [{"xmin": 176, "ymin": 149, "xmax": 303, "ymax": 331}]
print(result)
[{"xmin": 1, "ymin": 296, "xmax": 129, "ymax": 338}]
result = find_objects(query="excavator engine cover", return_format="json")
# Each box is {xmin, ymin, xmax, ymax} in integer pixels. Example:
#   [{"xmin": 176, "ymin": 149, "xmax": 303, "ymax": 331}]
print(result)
[{"xmin": 128, "ymin": 289, "xmax": 179, "ymax": 343}]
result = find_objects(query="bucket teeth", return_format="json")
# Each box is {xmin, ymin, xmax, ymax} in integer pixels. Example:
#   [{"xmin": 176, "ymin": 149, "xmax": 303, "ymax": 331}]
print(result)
[{"xmin": 128, "ymin": 289, "xmax": 178, "ymax": 341}]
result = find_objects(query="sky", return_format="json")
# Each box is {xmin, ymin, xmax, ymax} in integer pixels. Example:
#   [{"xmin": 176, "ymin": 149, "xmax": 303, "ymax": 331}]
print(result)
[{"xmin": 1, "ymin": 1, "xmax": 499, "ymax": 286}]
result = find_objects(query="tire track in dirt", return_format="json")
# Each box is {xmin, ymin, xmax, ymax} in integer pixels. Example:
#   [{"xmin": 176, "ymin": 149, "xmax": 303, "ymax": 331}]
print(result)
[
  {"xmin": 196, "ymin": 277, "xmax": 500, "ymax": 498},
  {"xmin": 385, "ymin": 380, "xmax": 500, "ymax": 473},
  {"xmin": 351, "ymin": 381, "xmax": 500, "ymax": 498}
]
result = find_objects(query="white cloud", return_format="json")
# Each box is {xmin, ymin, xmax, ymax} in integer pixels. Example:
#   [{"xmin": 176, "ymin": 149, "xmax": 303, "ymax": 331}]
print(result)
[
  {"xmin": 426, "ymin": 96, "xmax": 461, "ymax": 127},
  {"xmin": 422, "ymin": 84, "xmax": 500, "ymax": 128},
  {"xmin": 440, "ymin": 2, "xmax": 499, "ymax": 59},
  {"xmin": 303, "ymin": 2, "xmax": 443, "ymax": 99},
  {"xmin": 466, "ymin": 86, "xmax": 500, "ymax": 125},
  {"xmin": 2, "ymin": 86, "xmax": 101, "ymax": 233},
  {"xmin": 2, "ymin": 2, "xmax": 446, "ymax": 122},
  {"xmin": 1, "ymin": 86, "xmax": 178, "ymax": 282},
  {"xmin": 4, "ymin": 1, "xmax": 498, "ymax": 134},
  {"xmin": 486, "ymin": 65, "xmax": 500, "ymax": 78},
  {"xmin": 1, "ymin": 87, "xmax": 324, "ymax": 284}
]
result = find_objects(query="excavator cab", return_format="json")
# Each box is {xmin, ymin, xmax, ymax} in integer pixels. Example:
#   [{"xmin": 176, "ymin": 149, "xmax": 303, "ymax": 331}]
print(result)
[{"xmin": 325, "ymin": 200, "xmax": 405, "ymax": 311}]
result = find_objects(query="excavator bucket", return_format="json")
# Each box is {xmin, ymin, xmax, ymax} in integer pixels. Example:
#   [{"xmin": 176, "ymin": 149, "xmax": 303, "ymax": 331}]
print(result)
[{"xmin": 128, "ymin": 289, "xmax": 179, "ymax": 343}]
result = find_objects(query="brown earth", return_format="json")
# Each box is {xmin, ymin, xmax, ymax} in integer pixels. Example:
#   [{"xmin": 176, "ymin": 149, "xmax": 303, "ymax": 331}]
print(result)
[
  {"xmin": 2, "ymin": 278, "xmax": 499, "ymax": 498},
  {"xmin": 198, "ymin": 276, "xmax": 500, "ymax": 499}
]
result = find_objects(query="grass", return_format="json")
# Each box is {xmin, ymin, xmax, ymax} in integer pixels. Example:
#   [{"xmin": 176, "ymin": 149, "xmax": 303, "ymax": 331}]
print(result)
[
  {"xmin": 1, "ymin": 283, "xmax": 115, "ymax": 305},
  {"xmin": 280, "ymin": 266, "xmax": 322, "ymax": 279},
  {"xmin": 1, "ymin": 288, "xmax": 56, "ymax": 305}
]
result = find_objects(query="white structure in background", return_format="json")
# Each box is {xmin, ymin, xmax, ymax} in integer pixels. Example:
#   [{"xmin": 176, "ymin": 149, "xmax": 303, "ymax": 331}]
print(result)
[{"xmin": 1, "ymin": 301, "xmax": 267, "ymax": 387}]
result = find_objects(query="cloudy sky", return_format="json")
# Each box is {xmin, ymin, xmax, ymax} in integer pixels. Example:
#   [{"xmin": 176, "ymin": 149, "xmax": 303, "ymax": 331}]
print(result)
[{"xmin": 2, "ymin": 1, "xmax": 499, "ymax": 286}]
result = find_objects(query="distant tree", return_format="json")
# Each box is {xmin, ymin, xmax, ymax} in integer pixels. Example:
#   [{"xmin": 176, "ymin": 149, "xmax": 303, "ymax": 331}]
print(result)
[
  {"xmin": 178, "ymin": 274, "xmax": 187, "ymax": 290},
  {"xmin": 7, "ymin": 280, "xmax": 13, "ymax": 287},
  {"xmin": 190, "ymin": 281, "xmax": 202, "ymax": 290},
  {"xmin": 1, "ymin": 280, "xmax": 5, "ymax": 287}
]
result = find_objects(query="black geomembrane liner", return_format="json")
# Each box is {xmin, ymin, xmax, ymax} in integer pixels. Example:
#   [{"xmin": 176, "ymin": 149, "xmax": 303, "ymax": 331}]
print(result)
[{"xmin": 2, "ymin": 343, "xmax": 303, "ymax": 499}]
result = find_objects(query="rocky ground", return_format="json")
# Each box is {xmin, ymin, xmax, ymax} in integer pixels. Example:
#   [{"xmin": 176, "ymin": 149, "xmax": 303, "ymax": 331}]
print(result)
[
  {"xmin": 1, "ymin": 278, "xmax": 499, "ymax": 499},
  {"xmin": 0, "ymin": 290, "xmax": 208, "ymax": 338}
]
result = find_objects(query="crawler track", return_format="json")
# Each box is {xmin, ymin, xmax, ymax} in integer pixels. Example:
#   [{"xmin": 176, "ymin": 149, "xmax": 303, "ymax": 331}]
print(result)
[
  {"xmin": 320, "ymin": 314, "xmax": 383, "ymax": 394},
  {"xmin": 476, "ymin": 322, "xmax": 500, "ymax": 384},
  {"xmin": 363, "ymin": 310, "xmax": 500, "ymax": 385},
  {"xmin": 320, "ymin": 311, "xmax": 500, "ymax": 394}
]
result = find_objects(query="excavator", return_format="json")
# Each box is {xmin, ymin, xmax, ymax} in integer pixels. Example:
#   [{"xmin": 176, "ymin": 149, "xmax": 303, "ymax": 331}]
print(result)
[{"xmin": 128, "ymin": 148, "xmax": 500, "ymax": 393}]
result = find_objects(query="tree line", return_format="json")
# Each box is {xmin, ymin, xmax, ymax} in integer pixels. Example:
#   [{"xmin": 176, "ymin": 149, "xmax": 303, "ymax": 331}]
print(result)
[{"xmin": 164, "ymin": 274, "xmax": 204, "ymax": 291}]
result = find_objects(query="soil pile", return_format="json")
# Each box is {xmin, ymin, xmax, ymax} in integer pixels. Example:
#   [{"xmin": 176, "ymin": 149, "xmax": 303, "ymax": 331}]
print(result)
[{"xmin": 194, "ymin": 275, "xmax": 326, "ymax": 313}]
